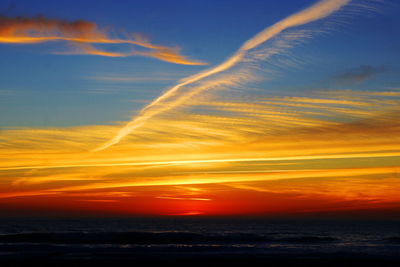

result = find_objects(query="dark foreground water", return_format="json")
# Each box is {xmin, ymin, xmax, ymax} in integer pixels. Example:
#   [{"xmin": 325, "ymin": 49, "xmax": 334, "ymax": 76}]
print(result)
[{"xmin": 0, "ymin": 218, "xmax": 399, "ymax": 266}]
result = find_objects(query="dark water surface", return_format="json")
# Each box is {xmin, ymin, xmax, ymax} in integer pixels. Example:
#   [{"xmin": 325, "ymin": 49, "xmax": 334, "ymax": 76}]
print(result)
[{"xmin": 0, "ymin": 218, "xmax": 399, "ymax": 266}]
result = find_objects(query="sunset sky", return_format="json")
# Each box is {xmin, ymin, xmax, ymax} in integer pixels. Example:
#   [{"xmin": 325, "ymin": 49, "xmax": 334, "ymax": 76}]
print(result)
[{"xmin": 0, "ymin": 0, "xmax": 399, "ymax": 217}]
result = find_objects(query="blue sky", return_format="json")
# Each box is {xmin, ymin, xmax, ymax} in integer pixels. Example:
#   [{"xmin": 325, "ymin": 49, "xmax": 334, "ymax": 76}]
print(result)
[{"xmin": 0, "ymin": 0, "xmax": 399, "ymax": 127}]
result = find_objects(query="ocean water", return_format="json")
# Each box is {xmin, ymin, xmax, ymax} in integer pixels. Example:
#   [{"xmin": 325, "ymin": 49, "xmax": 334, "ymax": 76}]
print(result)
[{"xmin": 0, "ymin": 218, "xmax": 399, "ymax": 265}]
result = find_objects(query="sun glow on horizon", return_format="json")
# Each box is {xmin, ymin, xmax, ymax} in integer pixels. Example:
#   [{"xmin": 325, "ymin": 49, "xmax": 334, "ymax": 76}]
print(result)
[{"xmin": 0, "ymin": 0, "xmax": 400, "ymax": 218}]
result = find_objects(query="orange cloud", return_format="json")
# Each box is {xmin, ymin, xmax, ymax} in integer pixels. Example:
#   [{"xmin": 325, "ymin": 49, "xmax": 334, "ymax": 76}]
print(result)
[{"xmin": 0, "ymin": 15, "xmax": 205, "ymax": 65}]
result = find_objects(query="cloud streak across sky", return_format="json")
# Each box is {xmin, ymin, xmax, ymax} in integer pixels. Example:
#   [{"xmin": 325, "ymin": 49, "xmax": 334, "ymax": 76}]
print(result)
[
  {"xmin": 95, "ymin": 0, "xmax": 351, "ymax": 151},
  {"xmin": 0, "ymin": 15, "xmax": 205, "ymax": 65}
]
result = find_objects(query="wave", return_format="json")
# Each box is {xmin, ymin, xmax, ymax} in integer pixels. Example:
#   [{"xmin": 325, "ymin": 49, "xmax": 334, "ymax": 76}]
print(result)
[
  {"xmin": 0, "ymin": 231, "xmax": 338, "ymax": 245},
  {"xmin": 383, "ymin": 237, "xmax": 400, "ymax": 244}
]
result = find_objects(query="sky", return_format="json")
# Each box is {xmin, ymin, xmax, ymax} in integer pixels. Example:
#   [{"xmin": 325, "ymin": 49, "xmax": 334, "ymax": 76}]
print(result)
[{"xmin": 0, "ymin": 0, "xmax": 399, "ymax": 217}]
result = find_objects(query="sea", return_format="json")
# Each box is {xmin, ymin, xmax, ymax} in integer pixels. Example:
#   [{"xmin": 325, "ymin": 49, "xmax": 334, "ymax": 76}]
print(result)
[{"xmin": 0, "ymin": 218, "xmax": 399, "ymax": 266}]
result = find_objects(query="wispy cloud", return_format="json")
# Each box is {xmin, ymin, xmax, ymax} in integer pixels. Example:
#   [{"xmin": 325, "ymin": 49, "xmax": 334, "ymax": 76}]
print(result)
[
  {"xmin": 331, "ymin": 65, "xmax": 388, "ymax": 84},
  {"xmin": 85, "ymin": 75, "xmax": 178, "ymax": 83},
  {"xmin": 95, "ymin": 0, "xmax": 352, "ymax": 151},
  {"xmin": 0, "ymin": 15, "xmax": 205, "ymax": 65}
]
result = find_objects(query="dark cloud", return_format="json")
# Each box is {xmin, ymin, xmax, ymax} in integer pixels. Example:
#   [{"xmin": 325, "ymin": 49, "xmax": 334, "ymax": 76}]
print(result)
[{"xmin": 332, "ymin": 65, "xmax": 388, "ymax": 85}]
